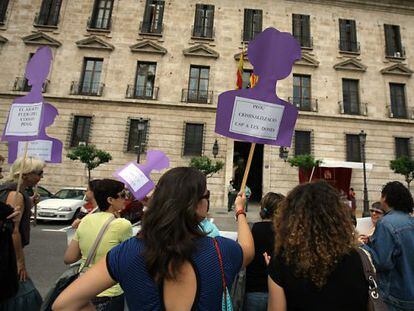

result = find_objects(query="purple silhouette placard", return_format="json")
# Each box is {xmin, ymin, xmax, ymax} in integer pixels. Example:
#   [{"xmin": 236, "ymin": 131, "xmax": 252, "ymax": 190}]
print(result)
[
  {"xmin": 215, "ymin": 27, "xmax": 301, "ymax": 147},
  {"xmin": 114, "ymin": 150, "xmax": 170, "ymax": 200},
  {"xmin": 2, "ymin": 46, "xmax": 63, "ymax": 163}
]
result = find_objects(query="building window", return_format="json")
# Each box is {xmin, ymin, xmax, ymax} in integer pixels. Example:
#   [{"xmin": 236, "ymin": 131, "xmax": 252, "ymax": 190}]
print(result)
[
  {"xmin": 339, "ymin": 19, "xmax": 358, "ymax": 52},
  {"xmin": 193, "ymin": 4, "xmax": 214, "ymax": 38},
  {"xmin": 390, "ymin": 83, "xmax": 407, "ymax": 118},
  {"xmin": 342, "ymin": 79, "xmax": 360, "ymax": 115},
  {"xmin": 188, "ymin": 65, "xmax": 209, "ymax": 103},
  {"xmin": 384, "ymin": 24, "xmax": 403, "ymax": 57},
  {"xmin": 0, "ymin": 0, "xmax": 9, "ymax": 24},
  {"xmin": 242, "ymin": 69, "xmax": 253, "ymax": 89},
  {"xmin": 127, "ymin": 119, "xmax": 149, "ymax": 152},
  {"xmin": 293, "ymin": 74, "xmax": 311, "ymax": 111},
  {"xmin": 135, "ymin": 62, "xmax": 156, "ymax": 99},
  {"xmin": 90, "ymin": 0, "xmax": 113, "ymax": 30},
  {"xmin": 36, "ymin": 0, "xmax": 62, "ymax": 26},
  {"xmin": 294, "ymin": 131, "xmax": 311, "ymax": 156},
  {"xmin": 243, "ymin": 9, "xmax": 262, "ymax": 42},
  {"xmin": 141, "ymin": 0, "xmax": 164, "ymax": 34},
  {"xmin": 346, "ymin": 134, "xmax": 361, "ymax": 162},
  {"xmin": 395, "ymin": 138, "xmax": 410, "ymax": 159},
  {"xmin": 292, "ymin": 14, "xmax": 311, "ymax": 48},
  {"xmin": 80, "ymin": 58, "xmax": 103, "ymax": 96},
  {"xmin": 70, "ymin": 116, "xmax": 92, "ymax": 147},
  {"xmin": 184, "ymin": 123, "xmax": 204, "ymax": 156}
]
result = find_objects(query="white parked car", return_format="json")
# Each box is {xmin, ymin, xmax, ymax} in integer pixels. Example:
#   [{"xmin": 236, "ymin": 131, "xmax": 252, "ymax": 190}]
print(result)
[{"xmin": 36, "ymin": 187, "xmax": 86, "ymax": 222}]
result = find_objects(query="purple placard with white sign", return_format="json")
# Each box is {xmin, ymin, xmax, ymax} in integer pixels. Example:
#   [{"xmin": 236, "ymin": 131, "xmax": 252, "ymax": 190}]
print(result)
[
  {"xmin": 114, "ymin": 150, "xmax": 170, "ymax": 200},
  {"xmin": 1, "ymin": 46, "xmax": 63, "ymax": 163},
  {"xmin": 215, "ymin": 27, "xmax": 301, "ymax": 147}
]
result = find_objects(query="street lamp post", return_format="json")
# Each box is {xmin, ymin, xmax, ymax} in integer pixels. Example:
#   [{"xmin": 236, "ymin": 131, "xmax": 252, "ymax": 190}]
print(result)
[
  {"xmin": 135, "ymin": 122, "xmax": 146, "ymax": 163},
  {"xmin": 359, "ymin": 130, "xmax": 370, "ymax": 217}
]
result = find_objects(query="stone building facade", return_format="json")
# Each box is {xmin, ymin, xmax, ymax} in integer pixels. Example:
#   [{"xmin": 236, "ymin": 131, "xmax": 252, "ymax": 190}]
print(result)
[{"xmin": 0, "ymin": 0, "xmax": 413, "ymax": 210}]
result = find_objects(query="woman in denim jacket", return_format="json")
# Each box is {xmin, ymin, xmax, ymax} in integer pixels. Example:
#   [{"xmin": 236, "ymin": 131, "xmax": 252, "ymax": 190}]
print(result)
[{"xmin": 362, "ymin": 181, "xmax": 414, "ymax": 311}]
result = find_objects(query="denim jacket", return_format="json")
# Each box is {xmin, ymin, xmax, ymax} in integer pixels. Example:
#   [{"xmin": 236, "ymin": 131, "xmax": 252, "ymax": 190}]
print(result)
[{"xmin": 363, "ymin": 210, "xmax": 414, "ymax": 310}]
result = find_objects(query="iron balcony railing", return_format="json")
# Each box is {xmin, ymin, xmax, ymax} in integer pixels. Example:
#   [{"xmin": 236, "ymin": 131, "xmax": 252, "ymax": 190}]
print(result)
[
  {"xmin": 191, "ymin": 25, "xmax": 215, "ymax": 39},
  {"xmin": 126, "ymin": 85, "xmax": 159, "ymax": 100},
  {"xmin": 87, "ymin": 16, "xmax": 112, "ymax": 31},
  {"xmin": 12, "ymin": 77, "xmax": 49, "ymax": 93},
  {"xmin": 386, "ymin": 105, "xmax": 413, "ymax": 119},
  {"xmin": 139, "ymin": 21, "xmax": 163, "ymax": 35},
  {"xmin": 70, "ymin": 81, "xmax": 105, "ymax": 96},
  {"xmin": 33, "ymin": 12, "xmax": 59, "ymax": 27},
  {"xmin": 288, "ymin": 97, "xmax": 318, "ymax": 112},
  {"xmin": 181, "ymin": 89, "xmax": 213, "ymax": 104},
  {"xmin": 338, "ymin": 101, "xmax": 368, "ymax": 116},
  {"xmin": 338, "ymin": 40, "xmax": 360, "ymax": 53}
]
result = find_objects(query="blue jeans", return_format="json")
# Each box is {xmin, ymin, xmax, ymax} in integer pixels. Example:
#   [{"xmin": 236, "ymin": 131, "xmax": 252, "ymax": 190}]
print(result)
[{"xmin": 243, "ymin": 292, "xmax": 268, "ymax": 311}]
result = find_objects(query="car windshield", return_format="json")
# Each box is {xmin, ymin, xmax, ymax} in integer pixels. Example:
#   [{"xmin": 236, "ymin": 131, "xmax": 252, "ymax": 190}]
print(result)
[{"xmin": 54, "ymin": 189, "xmax": 85, "ymax": 200}]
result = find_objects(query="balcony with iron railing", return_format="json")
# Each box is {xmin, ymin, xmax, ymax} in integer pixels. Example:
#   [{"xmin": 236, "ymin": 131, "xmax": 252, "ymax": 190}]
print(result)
[
  {"xmin": 385, "ymin": 46, "xmax": 406, "ymax": 59},
  {"xmin": 33, "ymin": 12, "xmax": 59, "ymax": 28},
  {"xmin": 191, "ymin": 25, "xmax": 215, "ymax": 40},
  {"xmin": 386, "ymin": 105, "xmax": 414, "ymax": 119},
  {"xmin": 12, "ymin": 77, "xmax": 49, "ymax": 93},
  {"xmin": 181, "ymin": 89, "xmax": 213, "ymax": 104},
  {"xmin": 70, "ymin": 81, "xmax": 105, "ymax": 96},
  {"xmin": 288, "ymin": 97, "xmax": 318, "ymax": 112},
  {"xmin": 87, "ymin": 16, "xmax": 111, "ymax": 32},
  {"xmin": 139, "ymin": 21, "xmax": 163, "ymax": 36},
  {"xmin": 126, "ymin": 85, "xmax": 159, "ymax": 100},
  {"xmin": 338, "ymin": 101, "xmax": 368, "ymax": 116},
  {"xmin": 338, "ymin": 40, "xmax": 360, "ymax": 54}
]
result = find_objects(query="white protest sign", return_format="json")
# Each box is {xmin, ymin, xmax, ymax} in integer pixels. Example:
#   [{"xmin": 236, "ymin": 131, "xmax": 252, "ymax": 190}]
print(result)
[
  {"xmin": 4, "ymin": 102, "xmax": 43, "ymax": 137},
  {"xmin": 229, "ymin": 97, "xmax": 284, "ymax": 140},
  {"xmin": 17, "ymin": 140, "xmax": 53, "ymax": 162},
  {"xmin": 118, "ymin": 163, "xmax": 150, "ymax": 192},
  {"xmin": 356, "ymin": 217, "xmax": 374, "ymax": 236}
]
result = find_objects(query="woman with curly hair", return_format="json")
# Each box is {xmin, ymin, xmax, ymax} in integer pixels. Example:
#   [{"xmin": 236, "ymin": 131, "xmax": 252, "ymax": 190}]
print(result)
[{"xmin": 268, "ymin": 181, "xmax": 368, "ymax": 310}]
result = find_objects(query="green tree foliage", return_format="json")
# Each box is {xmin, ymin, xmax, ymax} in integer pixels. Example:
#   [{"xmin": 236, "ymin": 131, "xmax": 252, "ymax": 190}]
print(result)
[
  {"xmin": 288, "ymin": 154, "xmax": 322, "ymax": 170},
  {"xmin": 189, "ymin": 156, "xmax": 224, "ymax": 178},
  {"xmin": 67, "ymin": 144, "xmax": 112, "ymax": 181},
  {"xmin": 390, "ymin": 156, "xmax": 414, "ymax": 188}
]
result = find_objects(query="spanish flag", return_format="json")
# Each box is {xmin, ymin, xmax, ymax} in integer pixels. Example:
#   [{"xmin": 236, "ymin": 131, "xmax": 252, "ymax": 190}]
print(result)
[
  {"xmin": 236, "ymin": 51, "xmax": 244, "ymax": 89},
  {"xmin": 249, "ymin": 73, "xmax": 258, "ymax": 88}
]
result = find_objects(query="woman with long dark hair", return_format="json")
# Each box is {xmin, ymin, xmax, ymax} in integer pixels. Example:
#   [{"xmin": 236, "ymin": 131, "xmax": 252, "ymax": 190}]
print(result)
[
  {"xmin": 54, "ymin": 167, "xmax": 254, "ymax": 310},
  {"xmin": 267, "ymin": 181, "xmax": 368, "ymax": 310}
]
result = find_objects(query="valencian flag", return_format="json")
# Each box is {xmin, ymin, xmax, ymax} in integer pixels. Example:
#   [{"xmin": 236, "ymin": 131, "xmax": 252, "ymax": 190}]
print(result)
[{"xmin": 236, "ymin": 50, "xmax": 244, "ymax": 89}]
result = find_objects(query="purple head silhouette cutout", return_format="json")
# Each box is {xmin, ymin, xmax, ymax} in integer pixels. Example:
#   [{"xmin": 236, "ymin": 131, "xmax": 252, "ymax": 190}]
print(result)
[
  {"xmin": 2, "ymin": 46, "xmax": 63, "ymax": 163},
  {"xmin": 215, "ymin": 27, "xmax": 301, "ymax": 147}
]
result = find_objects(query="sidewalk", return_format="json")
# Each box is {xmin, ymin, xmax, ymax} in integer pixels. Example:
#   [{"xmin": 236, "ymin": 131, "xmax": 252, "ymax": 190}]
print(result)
[{"xmin": 209, "ymin": 202, "xmax": 261, "ymax": 232}]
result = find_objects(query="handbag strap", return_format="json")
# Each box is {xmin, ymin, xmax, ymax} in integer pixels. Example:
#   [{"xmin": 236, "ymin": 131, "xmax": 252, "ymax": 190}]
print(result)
[
  {"xmin": 356, "ymin": 247, "xmax": 382, "ymax": 303},
  {"xmin": 82, "ymin": 215, "xmax": 115, "ymax": 270},
  {"xmin": 213, "ymin": 238, "xmax": 228, "ymax": 310}
]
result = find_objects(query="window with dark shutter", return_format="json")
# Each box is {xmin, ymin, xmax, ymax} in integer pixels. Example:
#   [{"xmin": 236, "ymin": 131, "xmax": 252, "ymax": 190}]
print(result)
[
  {"xmin": 384, "ymin": 24, "xmax": 403, "ymax": 57},
  {"xmin": 293, "ymin": 74, "xmax": 311, "ymax": 111},
  {"xmin": 188, "ymin": 66, "xmax": 209, "ymax": 103},
  {"xmin": 127, "ymin": 119, "xmax": 149, "ymax": 152},
  {"xmin": 0, "ymin": 0, "xmax": 10, "ymax": 24},
  {"xmin": 395, "ymin": 137, "xmax": 410, "ymax": 159},
  {"xmin": 294, "ymin": 131, "xmax": 311, "ymax": 156},
  {"xmin": 339, "ymin": 19, "xmax": 358, "ymax": 52},
  {"xmin": 80, "ymin": 58, "xmax": 103, "ymax": 96},
  {"xmin": 142, "ymin": 0, "xmax": 165, "ymax": 34},
  {"xmin": 243, "ymin": 9, "xmax": 262, "ymax": 42},
  {"xmin": 390, "ymin": 83, "xmax": 407, "ymax": 118},
  {"xmin": 37, "ymin": 0, "xmax": 62, "ymax": 26},
  {"xmin": 70, "ymin": 116, "xmax": 92, "ymax": 147},
  {"xmin": 184, "ymin": 123, "xmax": 204, "ymax": 156},
  {"xmin": 135, "ymin": 62, "xmax": 156, "ymax": 99},
  {"xmin": 346, "ymin": 134, "xmax": 361, "ymax": 162},
  {"xmin": 193, "ymin": 4, "xmax": 214, "ymax": 38},
  {"xmin": 90, "ymin": 0, "xmax": 113, "ymax": 30},
  {"xmin": 342, "ymin": 79, "xmax": 360, "ymax": 115},
  {"xmin": 292, "ymin": 14, "xmax": 311, "ymax": 48}
]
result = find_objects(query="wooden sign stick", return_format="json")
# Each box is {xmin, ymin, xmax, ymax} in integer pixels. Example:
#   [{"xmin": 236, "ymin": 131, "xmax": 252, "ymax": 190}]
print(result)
[
  {"xmin": 309, "ymin": 166, "xmax": 316, "ymax": 182},
  {"xmin": 240, "ymin": 143, "xmax": 256, "ymax": 193}
]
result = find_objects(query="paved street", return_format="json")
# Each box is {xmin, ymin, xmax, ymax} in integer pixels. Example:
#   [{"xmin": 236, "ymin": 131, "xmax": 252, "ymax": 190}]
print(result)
[{"xmin": 24, "ymin": 206, "xmax": 261, "ymax": 298}]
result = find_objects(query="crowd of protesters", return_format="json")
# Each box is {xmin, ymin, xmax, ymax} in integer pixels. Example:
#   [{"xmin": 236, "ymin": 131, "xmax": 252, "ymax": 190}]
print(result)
[{"xmin": 1, "ymin": 156, "xmax": 414, "ymax": 311}]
